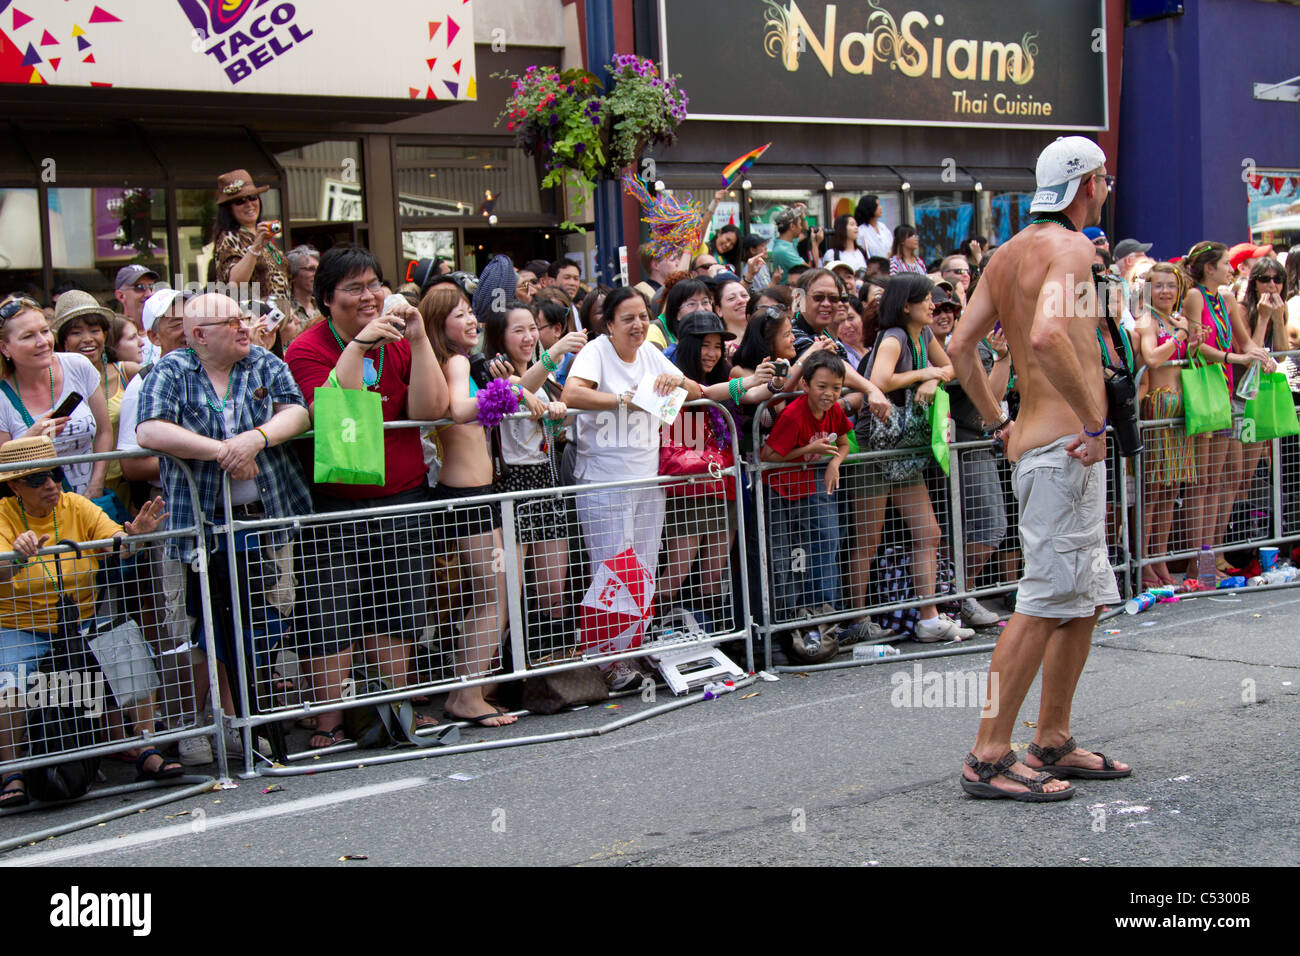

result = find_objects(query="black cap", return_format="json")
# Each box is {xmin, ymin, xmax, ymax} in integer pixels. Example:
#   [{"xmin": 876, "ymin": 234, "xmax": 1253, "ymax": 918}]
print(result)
[{"xmin": 675, "ymin": 310, "xmax": 735, "ymax": 341}]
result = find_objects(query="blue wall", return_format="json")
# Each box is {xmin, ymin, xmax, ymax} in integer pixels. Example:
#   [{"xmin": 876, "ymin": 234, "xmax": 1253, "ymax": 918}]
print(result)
[{"xmin": 1117, "ymin": 0, "xmax": 1300, "ymax": 258}]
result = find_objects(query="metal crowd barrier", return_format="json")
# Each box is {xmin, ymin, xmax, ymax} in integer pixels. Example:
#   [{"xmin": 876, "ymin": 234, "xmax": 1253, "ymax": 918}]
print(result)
[
  {"xmin": 7, "ymin": 354, "xmax": 1300, "ymax": 810},
  {"xmin": 0, "ymin": 447, "xmax": 222, "ymax": 829},
  {"xmin": 1131, "ymin": 351, "xmax": 1300, "ymax": 590},
  {"xmin": 747, "ymin": 391, "xmax": 1130, "ymax": 672},
  {"xmin": 217, "ymin": 401, "xmax": 754, "ymax": 777}
]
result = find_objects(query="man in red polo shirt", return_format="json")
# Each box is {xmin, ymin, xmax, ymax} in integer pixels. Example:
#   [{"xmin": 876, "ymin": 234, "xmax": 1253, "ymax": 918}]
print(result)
[{"xmin": 286, "ymin": 244, "xmax": 449, "ymax": 750}]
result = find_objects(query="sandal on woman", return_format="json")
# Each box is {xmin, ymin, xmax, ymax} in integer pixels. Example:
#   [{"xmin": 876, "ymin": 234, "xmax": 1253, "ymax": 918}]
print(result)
[
  {"xmin": 135, "ymin": 747, "xmax": 184, "ymax": 781},
  {"xmin": 1, "ymin": 772, "xmax": 28, "ymax": 808},
  {"xmin": 308, "ymin": 725, "xmax": 351, "ymax": 749},
  {"xmin": 1027, "ymin": 736, "xmax": 1131, "ymax": 779},
  {"xmin": 960, "ymin": 752, "xmax": 1074, "ymax": 802}
]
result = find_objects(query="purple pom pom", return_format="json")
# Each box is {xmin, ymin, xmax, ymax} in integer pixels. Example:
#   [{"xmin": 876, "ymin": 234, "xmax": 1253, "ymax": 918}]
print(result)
[{"xmin": 476, "ymin": 378, "xmax": 521, "ymax": 429}]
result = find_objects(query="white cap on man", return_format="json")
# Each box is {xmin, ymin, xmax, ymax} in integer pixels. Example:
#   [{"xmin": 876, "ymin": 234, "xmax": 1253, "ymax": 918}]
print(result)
[
  {"xmin": 1030, "ymin": 136, "xmax": 1107, "ymax": 213},
  {"xmin": 140, "ymin": 286, "xmax": 185, "ymax": 332}
]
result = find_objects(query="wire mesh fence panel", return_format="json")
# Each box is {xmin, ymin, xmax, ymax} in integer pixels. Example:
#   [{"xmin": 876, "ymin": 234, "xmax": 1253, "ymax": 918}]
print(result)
[
  {"xmin": 955, "ymin": 440, "xmax": 1020, "ymax": 595},
  {"xmin": 0, "ymin": 530, "xmax": 209, "ymax": 775}
]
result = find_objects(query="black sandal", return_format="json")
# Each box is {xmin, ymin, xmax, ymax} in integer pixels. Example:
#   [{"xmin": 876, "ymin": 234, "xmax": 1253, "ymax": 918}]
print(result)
[
  {"xmin": 1, "ymin": 772, "xmax": 28, "ymax": 808},
  {"xmin": 135, "ymin": 747, "xmax": 184, "ymax": 781},
  {"xmin": 1028, "ymin": 736, "xmax": 1132, "ymax": 780},
  {"xmin": 308, "ymin": 725, "xmax": 351, "ymax": 749},
  {"xmin": 960, "ymin": 751, "xmax": 1075, "ymax": 802}
]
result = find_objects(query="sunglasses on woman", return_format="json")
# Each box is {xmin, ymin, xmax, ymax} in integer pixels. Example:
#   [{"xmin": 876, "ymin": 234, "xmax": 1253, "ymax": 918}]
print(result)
[
  {"xmin": 230, "ymin": 196, "xmax": 258, "ymax": 207},
  {"xmin": 0, "ymin": 298, "xmax": 41, "ymax": 323},
  {"xmin": 1255, "ymin": 275, "xmax": 1283, "ymax": 284},
  {"xmin": 19, "ymin": 467, "xmax": 65, "ymax": 489}
]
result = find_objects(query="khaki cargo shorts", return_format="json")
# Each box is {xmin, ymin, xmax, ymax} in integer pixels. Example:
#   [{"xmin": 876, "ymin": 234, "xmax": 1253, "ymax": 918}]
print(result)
[{"xmin": 1011, "ymin": 436, "xmax": 1120, "ymax": 620}]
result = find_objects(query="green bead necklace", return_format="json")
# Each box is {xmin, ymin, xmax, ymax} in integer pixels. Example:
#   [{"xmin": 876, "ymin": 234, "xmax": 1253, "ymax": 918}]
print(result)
[{"xmin": 328, "ymin": 319, "xmax": 384, "ymax": 387}]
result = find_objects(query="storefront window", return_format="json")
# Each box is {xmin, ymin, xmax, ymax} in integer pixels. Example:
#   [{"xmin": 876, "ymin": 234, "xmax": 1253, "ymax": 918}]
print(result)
[
  {"xmin": 48, "ymin": 188, "xmax": 168, "ymax": 303},
  {"xmin": 401, "ymin": 230, "xmax": 456, "ymax": 272},
  {"xmin": 395, "ymin": 146, "xmax": 545, "ymax": 217},
  {"xmin": 273, "ymin": 141, "xmax": 365, "ymax": 223},
  {"xmin": 1247, "ymin": 171, "xmax": 1300, "ymax": 249},
  {"xmin": 749, "ymin": 189, "xmax": 817, "ymax": 243},
  {"xmin": 990, "ymin": 192, "xmax": 1033, "ymax": 248},
  {"xmin": 0, "ymin": 188, "xmax": 43, "ymax": 301},
  {"xmin": 912, "ymin": 192, "xmax": 975, "ymax": 268}
]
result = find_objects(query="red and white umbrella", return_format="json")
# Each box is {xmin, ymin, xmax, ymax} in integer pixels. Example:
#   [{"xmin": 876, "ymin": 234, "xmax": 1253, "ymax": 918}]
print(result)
[{"xmin": 580, "ymin": 547, "xmax": 655, "ymax": 658}]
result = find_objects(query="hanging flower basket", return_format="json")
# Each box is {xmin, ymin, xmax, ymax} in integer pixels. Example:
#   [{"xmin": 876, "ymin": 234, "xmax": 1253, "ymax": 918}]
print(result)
[{"xmin": 496, "ymin": 55, "xmax": 688, "ymax": 228}]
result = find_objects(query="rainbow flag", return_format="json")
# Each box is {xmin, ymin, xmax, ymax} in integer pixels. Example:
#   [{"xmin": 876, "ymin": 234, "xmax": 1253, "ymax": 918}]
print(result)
[{"xmin": 721, "ymin": 143, "xmax": 771, "ymax": 188}]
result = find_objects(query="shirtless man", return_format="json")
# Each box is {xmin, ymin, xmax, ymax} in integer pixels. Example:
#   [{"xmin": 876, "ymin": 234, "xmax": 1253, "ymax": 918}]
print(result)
[{"xmin": 947, "ymin": 137, "xmax": 1132, "ymax": 802}]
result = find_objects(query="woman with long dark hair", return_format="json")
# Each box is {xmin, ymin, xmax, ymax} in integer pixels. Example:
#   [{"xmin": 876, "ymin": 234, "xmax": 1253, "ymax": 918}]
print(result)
[
  {"xmin": 853, "ymin": 273, "xmax": 972, "ymax": 642},
  {"xmin": 1229, "ymin": 256, "xmax": 1289, "ymax": 547},
  {"xmin": 710, "ymin": 224, "xmax": 742, "ymax": 271},
  {"xmin": 1180, "ymin": 241, "xmax": 1275, "ymax": 580},
  {"xmin": 657, "ymin": 312, "xmax": 774, "ymax": 625},
  {"xmin": 482, "ymin": 299, "xmax": 571, "ymax": 645},
  {"xmin": 889, "ymin": 225, "xmax": 926, "ymax": 276},
  {"xmin": 211, "ymin": 169, "xmax": 292, "ymax": 315},
  {"xmin": 823, "ymin": 215, "xmax": 867, "ymax": 273}
]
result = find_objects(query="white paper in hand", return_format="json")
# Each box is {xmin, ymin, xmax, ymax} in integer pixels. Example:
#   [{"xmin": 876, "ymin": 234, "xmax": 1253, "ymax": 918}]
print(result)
[{"xmin": 631, "ymin": 374, "xmax": 687, "ymax": 425}]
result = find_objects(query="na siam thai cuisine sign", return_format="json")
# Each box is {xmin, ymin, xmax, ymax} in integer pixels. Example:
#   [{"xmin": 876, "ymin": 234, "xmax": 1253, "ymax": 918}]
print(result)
[{"xmin": 659, "ymin": 0, "xmax": 1107, "ymax": 129}]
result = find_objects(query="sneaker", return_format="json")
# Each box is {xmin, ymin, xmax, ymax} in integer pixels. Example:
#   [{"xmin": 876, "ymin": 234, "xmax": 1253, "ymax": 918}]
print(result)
[
  {"xmin": 960, "ymin": 598, "xmax": 1003, "ymax": 628},
  {"xmin": 839, "ymin": 617, "xmax": 898, "ymax": 645},
  {"xmin": 914, "ymin": 615, "xmax": 976, "ymax": 643},
  {"xmin": 224, "ymin": 729, "xmax": 272, "ymax": 757},
  {"xmin": 604, "ymin": 661, "xmax": 641, "ymax": 692},
  {"xmin": 177, "ymin": 734, "xmax": 213, "ymax": 767}
]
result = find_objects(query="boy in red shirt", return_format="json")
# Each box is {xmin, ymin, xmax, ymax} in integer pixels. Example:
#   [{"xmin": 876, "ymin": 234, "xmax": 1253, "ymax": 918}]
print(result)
[{"xmin": 761, "ymin": 351, "xmax": 850, "ymax": 659}]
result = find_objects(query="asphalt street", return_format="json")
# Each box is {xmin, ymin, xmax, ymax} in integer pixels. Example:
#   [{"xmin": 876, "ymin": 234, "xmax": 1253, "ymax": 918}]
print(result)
[{"xmin": 2, "ymin": 586, "xmax": 1297, "ymax": 868}]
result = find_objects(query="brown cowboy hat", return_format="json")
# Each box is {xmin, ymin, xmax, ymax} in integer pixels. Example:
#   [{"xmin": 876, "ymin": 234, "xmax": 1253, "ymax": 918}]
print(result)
[
  {"xmin": 50, "ymin": 289, "xmax": 114, "ymax": 336},
  {"xmin": 0, "ymin": 436, "xmax": 62, "ymax": 483},
  {"xmin": 216, "ymin": 169, "xmax": 270, "ymax": 205}
]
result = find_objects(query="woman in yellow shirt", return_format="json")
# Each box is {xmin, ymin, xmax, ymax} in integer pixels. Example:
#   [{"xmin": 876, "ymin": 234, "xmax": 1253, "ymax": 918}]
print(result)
[{"xmin": 0, "ymin": 436, "xmax": 166, "ymax": 806}]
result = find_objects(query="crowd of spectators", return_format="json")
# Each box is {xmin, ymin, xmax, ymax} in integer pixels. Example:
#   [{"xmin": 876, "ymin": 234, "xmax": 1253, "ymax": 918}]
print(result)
[{"xmin": 1, "ymin": 170, "xmax": 1298, "ymax": 789}]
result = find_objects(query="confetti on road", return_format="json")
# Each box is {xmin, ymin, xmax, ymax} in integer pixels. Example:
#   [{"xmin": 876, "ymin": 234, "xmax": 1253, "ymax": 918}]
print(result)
[
  {"xmin": 739, "ymin": 692, "xmax": 759, "ymax": 700},
  {"xmin": 448, "ymin": 772, "xmax": 474, "ymax": 781}
]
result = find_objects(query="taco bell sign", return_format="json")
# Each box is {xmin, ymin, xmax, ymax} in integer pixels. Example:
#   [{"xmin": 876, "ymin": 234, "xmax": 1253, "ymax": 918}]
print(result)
[
  {"xmin": 0, "ymin": 0, "xmax": 476, "ymax": 102},
  {"xmin": 178, "ymin": 0, "xmax": 315, "ymax": 86}
]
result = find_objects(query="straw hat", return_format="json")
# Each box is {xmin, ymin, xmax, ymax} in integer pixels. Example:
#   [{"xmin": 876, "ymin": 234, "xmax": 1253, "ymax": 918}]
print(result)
[
  {"xmin": 216, "ymin": 169, "xmax": 270, "ymax": 205},
  {"xmin": 0, "ymin": 436, "xmax": 61, "ymax": 483},
  {"xmin": 50, "ymin": 289, "xmax": 113, "ymax": 335}
]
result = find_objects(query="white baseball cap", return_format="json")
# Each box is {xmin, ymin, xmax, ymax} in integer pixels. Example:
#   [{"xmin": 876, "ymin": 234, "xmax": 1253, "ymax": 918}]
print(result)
[
  {"xmin": 1030, "ymin": 136, "xmax": 1107, "ymax": 213},
  {"xmin": 140, "ymin": 286, "xmax": 186, "ymax": 332}
]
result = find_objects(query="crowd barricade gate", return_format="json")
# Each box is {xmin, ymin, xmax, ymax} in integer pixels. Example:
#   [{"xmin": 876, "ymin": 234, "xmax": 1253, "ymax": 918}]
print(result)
[
  {"xmin": 1130, "ymin": 353, "xmax": 1300, "ymax": 605},
  {"xmin": 219, "ymin": 401, "xmax": 755, "ymax": 778},
  {"xmin": 0, "ymin": 448, "xmax": 222, "ymax": 850},
  {"xmin": 747, "ymin": 392, "xmax": 1136, "ymax": 672}
]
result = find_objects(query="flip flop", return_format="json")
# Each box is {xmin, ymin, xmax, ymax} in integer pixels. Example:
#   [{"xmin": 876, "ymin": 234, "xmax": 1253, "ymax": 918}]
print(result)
[
  {"xmin": 442, "ymin": 710, "xmax": 516, "ymax": 728},
  {"xmin": 1028, "ymin": 736, "xmax": 1132, "ymax": 779},
  {"xmin": 0, "ymin": 772, "xmax": 28, "ymax": 809},
  {"xmin": 960, "ymin": 752, "xmax": 1074, "ymax": 802}
]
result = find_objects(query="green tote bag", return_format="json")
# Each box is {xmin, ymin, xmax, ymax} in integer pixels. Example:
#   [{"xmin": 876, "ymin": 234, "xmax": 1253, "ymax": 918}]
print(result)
[
  {"xmin": 1242, "ymin": 372, "xmax": 1300, "ymax": 443},
  {"xmin": 1180, "ymin": 352, "xmax": 1232, "ymax": 437},
  {"xmin": 313, "ymin": 370, "xmax": 386, "ymax": 485},
  {"xmin": 929, "ymin": 384, "xmax": 951, "ymax": 476}
]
